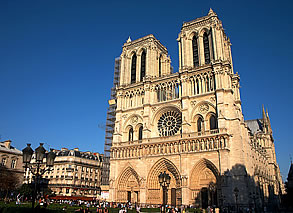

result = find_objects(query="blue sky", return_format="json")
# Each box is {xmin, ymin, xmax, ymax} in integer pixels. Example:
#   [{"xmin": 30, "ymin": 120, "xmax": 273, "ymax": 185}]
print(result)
[{"xmin": 0, "ymin": 0, "xmax": 292, "ymax": 179}]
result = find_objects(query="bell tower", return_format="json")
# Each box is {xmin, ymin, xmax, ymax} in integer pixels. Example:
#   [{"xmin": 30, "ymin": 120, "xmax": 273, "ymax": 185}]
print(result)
[
  {"xmin": 178, "ymin": 8, "xmax": 233, "ymax": 70},
  {"xmin": 119, "ymin": 34, "xmax": 171, "ymax": 86}
]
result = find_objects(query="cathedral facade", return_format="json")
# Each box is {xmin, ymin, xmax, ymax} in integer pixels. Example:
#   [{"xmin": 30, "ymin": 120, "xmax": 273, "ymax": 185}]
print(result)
[{"xmin": 108, "ymin": 9, "xmax": 283, "ymax": 209}]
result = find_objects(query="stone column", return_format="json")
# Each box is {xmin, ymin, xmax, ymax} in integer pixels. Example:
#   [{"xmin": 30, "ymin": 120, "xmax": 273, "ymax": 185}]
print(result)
[
  {"xmin": 120, "ymin": 54, "xmax": 125, "ymax": 85},
  {"xmin": 211, "ymin": 27, "xmax": 218, "ymax": 61},
  {"xmin": 177, "ymin": 37, "xmax": 182, "ymax": 69},
  {"xmin": 198, "ymin": 35, "xmax": 204, "ymax": 66}
]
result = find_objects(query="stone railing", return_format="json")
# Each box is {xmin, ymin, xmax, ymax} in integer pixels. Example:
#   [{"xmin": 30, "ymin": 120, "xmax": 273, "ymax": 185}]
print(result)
[
  {"xmin": 115, "ymin": 128, "xmax": 227, "ymax": 147},
  {"xmin": 111, "ymin": 129, "xmax": 229, "ymax": 159}
]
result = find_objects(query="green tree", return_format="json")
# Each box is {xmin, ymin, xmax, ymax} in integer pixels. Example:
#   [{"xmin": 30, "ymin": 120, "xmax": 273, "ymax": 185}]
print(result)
[
  {"xmin": 0, "ymin": 165, "xmax": 18, "ymax": 199},
  {"xmin": 19, "ymin": 183, "xmax": 33, "ymax": 198}
]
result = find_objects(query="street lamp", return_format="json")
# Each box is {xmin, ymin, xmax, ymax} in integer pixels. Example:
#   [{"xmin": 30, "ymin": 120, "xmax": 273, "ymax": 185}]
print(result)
[
  {"xmin": 22, "ymin": 143, "xmax": 56, "ymax": 211},
  {"xmin": 234, "ymin": 187, "xmax": 239, "ymax": 213},
  {"xmin": 158, "ymin": 171, "xmax": 171, "ymax": 213}
]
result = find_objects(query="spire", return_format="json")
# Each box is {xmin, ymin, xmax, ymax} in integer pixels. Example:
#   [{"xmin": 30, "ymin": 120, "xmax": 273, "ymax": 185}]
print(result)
[
  {"xmin": 208, "ymin": 8, "xmax": 217, "ymax": 16},
  {"xmin": 262, "ymin": 105, "xmax": 266, "ymax": 121},
  {"xmin": 265, "ymin": 107, "xmax": 272, "ymax": 134},
  {"xmin": 127, "ymin": 36, "xmax": 132, "ymax": 43}
]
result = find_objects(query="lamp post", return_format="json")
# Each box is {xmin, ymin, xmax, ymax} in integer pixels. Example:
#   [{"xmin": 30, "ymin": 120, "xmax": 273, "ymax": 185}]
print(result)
[
  {"xmin": 234, "ymin": 187, "xmax": 239, "ymax": 213},
  {"xmin": 158, "ymin": 171, "xmax": 171, "ymax": 213},
  {"xmin": 22, "ymin": 143, "xmax": 56, "ymax": 211}
]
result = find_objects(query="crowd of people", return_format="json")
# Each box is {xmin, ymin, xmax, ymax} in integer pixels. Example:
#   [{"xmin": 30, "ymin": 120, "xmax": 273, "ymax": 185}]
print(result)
[{"xmin": 2, "ymin": 194, "xmax": 230, "ymax": 213}]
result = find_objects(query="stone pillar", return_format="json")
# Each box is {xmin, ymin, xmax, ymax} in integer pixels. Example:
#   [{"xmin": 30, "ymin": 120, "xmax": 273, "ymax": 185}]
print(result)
[
  {"xmin": 178, "ymin": 37, "xmax": 182, "ymax": 69},
  {"xmin": 120, "ymin": 54, "xmax": 125, "ymax": 85},
  {"xmin": 181, "ymin": 176, "xmax": 189, "ymax": 205},
  {"xmin": 198, "ymin": 35, "xmax": 204, "ymax": 66},
  {"xmin": 211, "ymin": 27, "xmax": 218, "ymax": 61}
]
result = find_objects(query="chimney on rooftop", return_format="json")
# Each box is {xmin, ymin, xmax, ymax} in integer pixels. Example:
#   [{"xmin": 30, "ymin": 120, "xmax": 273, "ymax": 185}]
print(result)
[{"xmin": 4, "ymin": 140, "xmax": 11, "ymax": 149}]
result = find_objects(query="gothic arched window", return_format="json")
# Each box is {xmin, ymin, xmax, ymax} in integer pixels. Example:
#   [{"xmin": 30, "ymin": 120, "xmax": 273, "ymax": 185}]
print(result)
[
  {"xmin": 203, "ymin": 32, "xmax": 210, "ymax": 64},
  {"xmin": 197, "ymin": 117, "xmax": 204, "ymax": 132},
  {"xmin": 131, "ymin": 54, "xmax": 137, "ymax": 84},
  {"xmin": 195, "ymin": 78, "xmax": 200, "ymax": 95},
  {"xmin": 206, "ymin": 76, "xmax": 210, "ymax": 92},
  {"xmin": 140, "ymin": 51, "xmax": 146, "ymax": 81},
  {"xmin": 192, "ymin": 35, "xmax": 199, "ymax": 67},
  {"xmin": 210, "ymin": 114, "xmax": 218, "ymax": 130},
  {"xmin": 138, "ymin": 126, "xmax": 143, "ymax": 140},
  {"xmin": 128, "ymin": 127, "xmax": 134, "ymax": 141},
  {"xmin": 159, "ymin": 56, "xmax": 162, "ymax": 77}
]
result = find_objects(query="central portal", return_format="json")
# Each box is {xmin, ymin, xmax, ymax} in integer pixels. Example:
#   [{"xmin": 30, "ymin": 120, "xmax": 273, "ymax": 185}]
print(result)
[{"xmin": 147, "ymin": 158, "xmax": 182, "ymax": 205}]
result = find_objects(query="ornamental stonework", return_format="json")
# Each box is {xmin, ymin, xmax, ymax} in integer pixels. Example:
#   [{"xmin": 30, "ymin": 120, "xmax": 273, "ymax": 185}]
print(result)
[{"xmin": 199, "ymin": 103, "xmax": 209, "ymax": 113}]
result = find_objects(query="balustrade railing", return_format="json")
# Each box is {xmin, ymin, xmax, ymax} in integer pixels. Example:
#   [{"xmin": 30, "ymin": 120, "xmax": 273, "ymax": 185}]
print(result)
[{"xmin": 111, "ymin": 129, "xmax": 229, "ymax": 159}]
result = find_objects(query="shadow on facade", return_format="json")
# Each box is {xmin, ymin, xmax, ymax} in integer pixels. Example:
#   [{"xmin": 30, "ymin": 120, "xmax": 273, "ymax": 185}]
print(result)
[{"xmin": 193, "ymin": 164, "xmax": 280, "ymax": 212}]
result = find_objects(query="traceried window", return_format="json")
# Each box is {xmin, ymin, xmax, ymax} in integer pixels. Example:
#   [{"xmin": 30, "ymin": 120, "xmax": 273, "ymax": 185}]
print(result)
[
  {"xmin": 138, "ymin": 126, "xmax": 143, "ymax": 140},
  {"xmin": 131, "ymin": 54, "xmax": 137, "ymax": 83},
  {"xmin": 140, "ymin": 51, "xmax": 146, "ymax": 81},
  {"xmin": 158, "ymin": 111, "xmax": 182, "ymax": 136},
  {"xmin": 197, "ymin": 117, "xmax": 204, "ymax": 132},
  {"xmin": 203, "ymin": 32, "xmax": 210, "ymax": 64},
  {"xmin": 192, "ymin": 35, "xmax": 199, "ymax": 67},
  {"xmin": 156, "ymin": 82, "xmax": 180, "ymax": 103},
  {"xmin": 209, "ymin": 114, "xmax": 218, "ymax": 130},
  {"xmin": 128, "ymin": 127, "xmax": 134, "ymax": 141}
]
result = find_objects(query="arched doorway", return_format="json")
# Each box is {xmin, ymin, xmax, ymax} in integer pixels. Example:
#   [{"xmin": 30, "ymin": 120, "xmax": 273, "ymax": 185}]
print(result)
[
  {"xmin": 190, "ymin": 159, "xmax": 219, "ymax": 208},
  {"xmin": 116, "ymin": 167, "xmax": 140, "ymax": 203},
  {"xmin": 147, "ymin": 158, "xmax": 181, "ymax": 206}
]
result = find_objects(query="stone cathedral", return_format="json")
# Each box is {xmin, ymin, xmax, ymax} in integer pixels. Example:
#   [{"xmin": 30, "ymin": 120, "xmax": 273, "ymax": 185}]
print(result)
[{"xmin": 108, "ymin": 9, "xmax": 283, "ymax": 209}]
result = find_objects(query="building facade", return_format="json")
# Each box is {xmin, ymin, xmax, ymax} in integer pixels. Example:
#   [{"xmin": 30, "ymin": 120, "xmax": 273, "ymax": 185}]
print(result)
[
  {"xmin": 24, "ymin": 148, "xmax": 103, "ymax": 198},
  {"xmin": 109, "ymin": 9, "xmax": 283, "ymax": 209},
  {"xmin": 0, "ymin": 140, "xmax": 23, "ymax": 187}
]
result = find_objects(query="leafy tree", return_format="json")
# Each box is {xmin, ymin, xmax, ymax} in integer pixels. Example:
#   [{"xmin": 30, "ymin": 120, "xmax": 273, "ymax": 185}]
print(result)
[
  {"xmin": 0, "ymin": 165, "xmax": 18, "ymax": 199},
  {"xmin": 19, "ymin": 183, "xmax": 33, "ymax": 198}
]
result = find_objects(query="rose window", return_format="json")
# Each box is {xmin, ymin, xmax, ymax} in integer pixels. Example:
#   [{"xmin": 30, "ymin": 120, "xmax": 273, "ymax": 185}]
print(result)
[{"xmin": 157, "ymin": 111, "xmax": 182, "ymax": 136}]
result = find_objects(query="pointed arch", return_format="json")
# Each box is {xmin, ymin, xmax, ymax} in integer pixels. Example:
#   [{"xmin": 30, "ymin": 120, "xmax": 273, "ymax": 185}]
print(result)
[
  {"xmin": 203, "ymin": 32, "xmax": 210, "ymax": 64},
  {"xmin": 131, "ymin": 53, "xmax": 137, "ymax": 83},
  {"xmin": 116, "ymin": 166, "xmax": 141, "ymax": 202},
  {"xmin": 128, "ymin": 127, "xmax": 133, "ymax": 141},
  {"xmin": 138, "ymin": 125, "xmax": 143, "ymax": 140},
  {"xmin": 209, "ymin": 114, "xmax": 218, "ymax": 130},
  {"xmin": 123, "ymin": 114, "xmax": 143, "ymax": 131},
  {"xmin": 189, "ymin": 159, "xmax": 219, "ymax": 207},
  {"xmin": 197, "ymin": 116, "xmax": 204, "ymax": 132},
  {"xmin": 190, "ymin": 101, "xmax": 216, "ymax": 122},
  {"xmin": 117, "ymin": 166, "xmax": 141, "ymax": 188},
  {"xmin": 192, "ymin": 35, "xmax": 199, "ymax": 67},
  {"xmin": 190, "ymin": 158, "xmax": 219, "ymax": 188},
  {"xmin": 147, "ymin": 158, "xmax": 181, "ymax": 187},
  {"xmin": 147, "ymin": 158, "xmax": 181, "ymax": 204},
  {"xmin": 140, "ymin": 50, "xmax": 146, "ymax": 81}
]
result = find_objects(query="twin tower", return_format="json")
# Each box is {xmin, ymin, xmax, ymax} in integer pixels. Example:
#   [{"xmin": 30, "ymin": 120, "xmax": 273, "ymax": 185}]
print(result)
[{"xmin": 108, "ymin": 9, "xmax": 283, "ymax": 209}]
